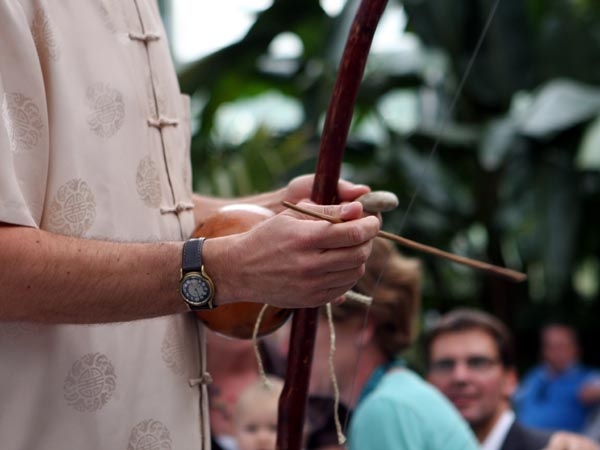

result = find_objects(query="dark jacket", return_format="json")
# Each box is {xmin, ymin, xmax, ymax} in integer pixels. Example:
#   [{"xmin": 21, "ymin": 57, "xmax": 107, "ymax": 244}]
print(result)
[{"xmin": 501, "ymin": 421, "xmax": 552, "ymax": 450}]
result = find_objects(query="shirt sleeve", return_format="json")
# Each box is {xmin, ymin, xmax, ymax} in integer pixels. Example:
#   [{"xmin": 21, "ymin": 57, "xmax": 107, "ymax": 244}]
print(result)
[{"xmin": 0, "ymin": 0, "xmax": 50, "ymax": 228}]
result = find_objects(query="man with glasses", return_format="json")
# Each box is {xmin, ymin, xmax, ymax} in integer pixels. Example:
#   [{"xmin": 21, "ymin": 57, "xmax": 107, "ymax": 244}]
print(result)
[{"xmin": 424, "ymin": 308, "xmax": 599, "ymax": 450}]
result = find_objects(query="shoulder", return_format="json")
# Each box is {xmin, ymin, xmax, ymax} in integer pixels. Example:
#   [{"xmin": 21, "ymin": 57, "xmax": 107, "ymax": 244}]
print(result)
[
  {"xmin": 379, "ymin": 369, "xmax": 439, "ymax": 394},
  {"xmin": 353, "ymin": 370, "xmax": 433, "ymax": 421},
  {"xmin": 575, "ymin": 364, "xmax": 600, "ymax": 379},
  {"xmin": 352, "ymin": 370, "xmax": 478, "ymax": 448},
  {"xmin": 502, "ymin": 422, "xmax": 552, "ymax": 450},
  {"xmin": 523, "ymin": 365, "xmax": 545, "ymax": 378},
  {"xmin": 350, "ymin": 396, "xmax": 477, "ymax": 450},
  {"xmin": 374, "ymin": 369, "xmax": 464, "ymax": 415},
  {"xmin": 517, "ymin": 366, "xmax": 546, "ymax": 390}
]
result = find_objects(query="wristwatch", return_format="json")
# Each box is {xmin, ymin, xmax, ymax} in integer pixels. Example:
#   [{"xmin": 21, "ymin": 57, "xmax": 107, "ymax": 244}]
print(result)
[{"xmin": 179, "ymin": 238, "xmax": 216, "ymax": 310}]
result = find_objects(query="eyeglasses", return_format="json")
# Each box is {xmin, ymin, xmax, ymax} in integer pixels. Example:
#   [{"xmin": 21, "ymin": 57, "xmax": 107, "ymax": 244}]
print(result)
[{"xmin": 429, "ymin": 356, "xmax": 501, "ymax": 376}]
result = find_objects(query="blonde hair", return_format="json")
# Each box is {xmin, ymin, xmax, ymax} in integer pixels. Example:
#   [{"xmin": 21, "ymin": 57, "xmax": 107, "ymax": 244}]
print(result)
[
  {"xmin": 234, "ymin": 375, "xmax": 284, "ymax": 422},
  {"xmin": 326, "ymin": 237, "xmax": 422, "ymax": 360}
]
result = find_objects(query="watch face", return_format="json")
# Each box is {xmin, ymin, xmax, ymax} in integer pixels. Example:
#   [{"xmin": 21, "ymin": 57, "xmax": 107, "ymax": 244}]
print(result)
[{"xmin": 181, "ymin": 273, "xmax": 212, "ymax": 306}]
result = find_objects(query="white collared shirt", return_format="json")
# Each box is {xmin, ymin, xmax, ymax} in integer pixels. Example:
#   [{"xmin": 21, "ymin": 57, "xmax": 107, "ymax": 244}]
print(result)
[{"xmin": 481, "ymin": 410, "xmax": 516, "ymax": 450}]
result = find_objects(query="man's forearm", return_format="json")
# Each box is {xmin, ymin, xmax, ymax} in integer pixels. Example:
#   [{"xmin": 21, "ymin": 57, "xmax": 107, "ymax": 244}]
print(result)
[
  {"xmin": 0, "ymin": 195, "xmax": 381, "ymax": 324},
  {"xmin": 0, "ymin": 224, "xmax": 187, "ymax": 324}
]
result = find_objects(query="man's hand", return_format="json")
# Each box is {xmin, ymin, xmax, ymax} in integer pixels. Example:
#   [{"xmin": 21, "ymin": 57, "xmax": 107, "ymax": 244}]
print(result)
[
  {"xmin": 283, "ymin": 174, "xmax": 371, "ymax": 207},
  {"xmin": 544, "ymin": 432, "xmax": 600, "ymax": 450},
  {"xmin": 203, "ymin": 201, "xmax": 380, "ymax": 309}
]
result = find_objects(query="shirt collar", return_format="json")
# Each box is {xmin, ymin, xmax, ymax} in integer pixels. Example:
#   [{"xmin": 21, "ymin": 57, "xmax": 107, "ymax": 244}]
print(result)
[
  {"xmin": 357, "ymin": 359, "xmax": 406, "ymax": 405},
  {"xmin": 481, "ymin": 410, "xmax": 515, "ymax": 450}
]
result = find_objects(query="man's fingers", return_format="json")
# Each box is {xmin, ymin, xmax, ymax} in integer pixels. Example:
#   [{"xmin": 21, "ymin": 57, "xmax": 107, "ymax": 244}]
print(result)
[
  {"xmin": 546, "ymin": 433, "xmax": 600, "ymax": 450},
  {"xmin": 292, "ymin": 201, "xmax": 363, "ymax": 222},
  {"xmin": 316, "ymin": 243, "xmax": 373, "ymax": 272},
  {"xmin": 282, "ymin": 203, "xmax": 379, "ymax": 249},
  {"xmin": 336, "ymin": 179, "xmax": 370, "ymax": 202}
]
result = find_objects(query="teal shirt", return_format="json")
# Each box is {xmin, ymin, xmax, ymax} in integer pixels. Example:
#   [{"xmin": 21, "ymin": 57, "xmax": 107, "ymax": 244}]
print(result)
[{"xmin": 349, "ymin": 369, "xmax": 479, "ymax": 450}]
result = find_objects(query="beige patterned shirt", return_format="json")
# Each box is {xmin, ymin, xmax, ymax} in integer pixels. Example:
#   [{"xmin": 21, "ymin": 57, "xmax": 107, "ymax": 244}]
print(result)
[{"xmin": 0, "ymin": 1, "xmax": 209, "ymax": 449}]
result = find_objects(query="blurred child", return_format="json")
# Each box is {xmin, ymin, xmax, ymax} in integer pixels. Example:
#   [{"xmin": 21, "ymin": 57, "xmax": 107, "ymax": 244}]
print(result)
[{"xmin": 234, "ymin": 376, "xmax": 284, "ymax": 450}]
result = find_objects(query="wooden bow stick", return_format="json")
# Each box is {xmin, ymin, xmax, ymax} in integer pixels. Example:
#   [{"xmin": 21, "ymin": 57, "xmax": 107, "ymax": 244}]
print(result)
[
  {"xmin": 278, "ymin": 0, "xmax": 508, "ymax": 447},
  {"xmin": 276, "ymin": 0, "xmax": 389, "ymax": 449},
  {"xmin": 282, "ymin": 200, "xmax": 527, "ymax": 283}
]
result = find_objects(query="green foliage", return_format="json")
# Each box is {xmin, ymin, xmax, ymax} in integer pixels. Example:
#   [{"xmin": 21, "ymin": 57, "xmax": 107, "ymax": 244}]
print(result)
[{"xmin": 173, "ymin": 0, "xmax": 600, "ymax": 364}]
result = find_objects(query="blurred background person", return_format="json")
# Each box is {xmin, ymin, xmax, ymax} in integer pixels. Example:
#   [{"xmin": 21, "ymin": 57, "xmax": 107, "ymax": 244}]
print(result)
[
  {"xmin": 514, "ymin": 323, "xmax": 600, "ymax": 433},
  {"xmin": 425, "ymin": 308, "xmax": 600, "ymax": 450},
  {"xmin": 581, "ymin": 375, "xmax": 600, "ymax": 442},
  {"xmin": 207, "ymin": 329, "xmax": 285, "ymax": 450},
  {"xmin": 308, "ymin": 237, "xmax": 479, "ymax": 450},
  {"xmin": 305, "ymin": 396, "xmax": 350, "ymax": 450},
  {"xmin": 234, "ymin": 376, "xmax": 284, "ymax": 450},
  {"xmin": 425, "ymin": 308, "xmax": 551, "ymax": 450}
]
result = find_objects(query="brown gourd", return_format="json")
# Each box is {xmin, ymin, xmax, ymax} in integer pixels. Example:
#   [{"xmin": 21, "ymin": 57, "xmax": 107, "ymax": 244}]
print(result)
[{"xmin": 192, "ymin": 204, "xmax": 292, "ymax": 340}]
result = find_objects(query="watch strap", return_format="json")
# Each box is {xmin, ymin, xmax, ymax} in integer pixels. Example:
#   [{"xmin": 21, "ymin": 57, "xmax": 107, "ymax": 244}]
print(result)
[{"xmin": 182, "ymin": 237, "xmax": 204, "ymax": 273}]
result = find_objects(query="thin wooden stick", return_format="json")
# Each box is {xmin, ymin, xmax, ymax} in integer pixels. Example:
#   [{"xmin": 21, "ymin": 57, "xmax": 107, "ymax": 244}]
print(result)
[{"xmin": 282, "ymin": 201, "xmax": 527, "ymax": 283}]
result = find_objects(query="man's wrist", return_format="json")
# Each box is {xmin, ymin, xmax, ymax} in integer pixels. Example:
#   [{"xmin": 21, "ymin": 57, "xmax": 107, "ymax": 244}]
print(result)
[{"xmin": 178, "ymin": 238, "xmax": 217, "ymax": 311}]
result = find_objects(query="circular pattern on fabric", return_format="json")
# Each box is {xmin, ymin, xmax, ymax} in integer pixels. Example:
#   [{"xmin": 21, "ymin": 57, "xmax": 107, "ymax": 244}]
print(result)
[
  {"xmin": 31, "ymin": 7, "xmax": 60, "ymax": 62},
  {"xmin": 63, "ymin": 353, "xmax": 117, "ymax": 412},
  {"xmin": 47, "ymin": 179, "xmax": 96, "ymax": 236},
  {"xmin": 136, "ymin": 156, "xmax": 162, "ymax": 208},
  {"xmin": 127, "ymin": 419, "xmax": 173, "ymax": 450},
  {"xmin": 86, "ymin": 83, "xmax": 125, "ymax": 138},
  {"xmin": 1, "ymin": 93, "xmax": 44, "ymax": 153},
  {"xmin": 161, "ymin": 320, "xmax": 188, "ymax": 376},
  {"xmin": 94, "ymin": 0, "xmax": 117, "ymax": 32}
]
